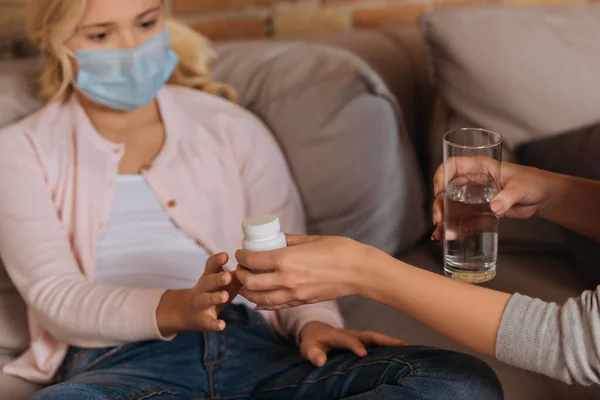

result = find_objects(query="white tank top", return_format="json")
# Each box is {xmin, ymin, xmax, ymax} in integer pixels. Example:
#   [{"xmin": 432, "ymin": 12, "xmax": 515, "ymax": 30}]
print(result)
[{"xmin": 94, "ymin": 175, "xmax": 252, "ymax": 309}]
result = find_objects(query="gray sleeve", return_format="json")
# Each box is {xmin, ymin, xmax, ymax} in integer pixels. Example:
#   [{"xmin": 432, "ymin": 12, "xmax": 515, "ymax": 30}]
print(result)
[{"xmin": 496, "ymin": 287, "xmax": 600, "ymax": 385}]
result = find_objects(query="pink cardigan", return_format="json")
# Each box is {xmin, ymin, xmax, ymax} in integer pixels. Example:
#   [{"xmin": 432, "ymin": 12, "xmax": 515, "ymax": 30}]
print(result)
[{"xmin": 0, "ymin": 86, "xmax": 343, "ymax": 383}]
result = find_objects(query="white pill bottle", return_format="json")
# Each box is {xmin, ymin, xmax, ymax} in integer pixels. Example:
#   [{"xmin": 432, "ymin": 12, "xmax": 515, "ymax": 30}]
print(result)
[{"xmin": 241, "ymin": 214, "xmax": 287, "ymax": 252}]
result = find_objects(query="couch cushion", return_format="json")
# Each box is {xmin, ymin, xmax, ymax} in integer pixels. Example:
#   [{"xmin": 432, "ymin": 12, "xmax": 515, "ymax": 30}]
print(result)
[
  {"xmin": 0, "ymin": 267, "xmax": 29, "ymax": 354},
  {"xmin": 516, "ymin": 124, "xmax": 600, "ymax": 181},
  {"xmin": 297, "ymin": 28, "xmax": 431, "ymax": 149},
  {"xmin": 0, "ymin": 59, "xmax": 46, "ymax": 127},
  {"xmin": 213, "ymin": 41, "xmax": 428, "ymax": 254},
  {"xmin": 422, "ymin": 5, "xmax": 600, "ymax": 151},
  {"xmin": 0, "ymin": 354, "xmax": 41, "ymax": 400}
]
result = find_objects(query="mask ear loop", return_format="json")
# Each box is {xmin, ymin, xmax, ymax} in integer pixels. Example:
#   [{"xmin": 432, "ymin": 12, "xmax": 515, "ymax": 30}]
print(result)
[{"xmin": 64, "ymin": 47, "xmax": 78, "ymax": 87}]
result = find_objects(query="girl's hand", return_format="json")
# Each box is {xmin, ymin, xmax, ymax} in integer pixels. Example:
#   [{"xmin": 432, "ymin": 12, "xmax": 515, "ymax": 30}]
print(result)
[
  {"xmin": 157, "ymin": 253, "xmax": 241, "ymax": 336},
  {"xmin": 235, "ymin": 235, "xmax": 374, "ymax": 310},
  {"xmin": 299, "ymin": 322, "xmax": 405, "ymax": 367}
]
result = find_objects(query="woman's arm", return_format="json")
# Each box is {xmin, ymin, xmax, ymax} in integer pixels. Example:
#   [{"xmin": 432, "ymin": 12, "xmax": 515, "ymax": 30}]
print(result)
[
  {"xmin": 238, "ymin": 235, "xmax": 600, "ymax": 385},
  {"xmin": 362, "ymin": 249, "xmax": 510, "ymax": 358},
  {"xmin": 538, "ymin": 173, "xmax": 600, "ymax": 242},
  {"xmin": 496, "ymin": 289, "xmax": 600, "ymax": 385},
  {"xmin": 0, "ymin": 132, "xmax": 168, "ymax": 347},
  {"xmin": 363, "ymin": 250, "xmax": 600, "ymax": 385},
  {"xmin": 237, "ymin": 235, "xmax": 507, "ymax": 356}
]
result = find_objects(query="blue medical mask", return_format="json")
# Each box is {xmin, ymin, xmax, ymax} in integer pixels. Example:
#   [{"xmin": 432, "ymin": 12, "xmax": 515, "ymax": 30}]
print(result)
[{"xmin": 70, "ymin": 30, "xmax": 179, "ymax": 111}]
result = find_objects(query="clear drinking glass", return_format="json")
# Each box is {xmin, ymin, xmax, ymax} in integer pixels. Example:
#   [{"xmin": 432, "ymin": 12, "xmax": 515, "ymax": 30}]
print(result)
[{"xmin": 443, "ymin": 129, "xmax": 502, "ymax": 284}]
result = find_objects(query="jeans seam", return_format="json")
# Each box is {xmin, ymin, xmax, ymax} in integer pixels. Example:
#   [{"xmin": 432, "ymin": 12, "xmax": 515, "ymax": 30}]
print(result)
[
  {"xmin": 202, "ymin": 332, "xmax": 214, "ymax": 399},
  {"xmin": 122, "ymin": 388, "xmax": 180, "ymax": 400},
  {"xmin": 223, "ymin": 357, "xmax": 412, "ymax": 397},
  {"xmin": 208, "ymin": 365, "xmax": 216, "ymax": 400},
  {"xmin": 214, "ymin": 359, "xmax": 220, "ymax": 399},
  {"xmin": 214, "ymin": 330, "xmax": 227, "ymax": 397},
  {"xmin": 77, "ymin": 343, "xmax": 136, "ymax": 375},
  {"xmin": 396, "ymin": 357, "xmax": 417, "ymax": 386},
  {"xmin": 60, "ymin": 348, "xmax": 88, "ymax": 380},
  {"xmin": 205, "ymin": 332, "xmax": 228, "ymax": 366},
  {"xmin": 339, "ymin": 358, "xmax": 417, "ymax": 398},
  {"xmin": 204, "ymin": 331, "xmax": 228, "ymax": 398}
]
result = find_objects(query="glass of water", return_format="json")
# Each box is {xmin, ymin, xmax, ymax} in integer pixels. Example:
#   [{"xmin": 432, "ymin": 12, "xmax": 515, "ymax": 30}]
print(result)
[{"xmin": 443, "ymin": 128, "xmax": 502, "ymax": 284}]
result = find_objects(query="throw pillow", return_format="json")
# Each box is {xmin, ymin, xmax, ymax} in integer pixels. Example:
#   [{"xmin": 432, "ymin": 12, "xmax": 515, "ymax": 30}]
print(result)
[{"xmin": 422, "ymin": 5, "xmax": 600, "ymax": 150}]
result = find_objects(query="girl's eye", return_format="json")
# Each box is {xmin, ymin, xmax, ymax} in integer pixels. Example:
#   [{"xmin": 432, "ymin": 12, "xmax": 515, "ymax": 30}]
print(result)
[
  {"xmin": 140, "ymin": 19, "xmax": 157, "ymax": 29},
  {"xmin": 87, "ymin": 31, "xmax": 109, "ymax": 42}
]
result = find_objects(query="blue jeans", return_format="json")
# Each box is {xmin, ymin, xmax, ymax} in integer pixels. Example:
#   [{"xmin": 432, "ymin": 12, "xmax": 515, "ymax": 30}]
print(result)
[{"xmin": 31, "ymin": 305, "xmax": 503, "ymax": 400}]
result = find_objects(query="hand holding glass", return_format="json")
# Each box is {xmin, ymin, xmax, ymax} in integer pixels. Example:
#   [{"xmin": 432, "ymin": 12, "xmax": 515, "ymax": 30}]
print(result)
[{"xmin": 443, "ymin": 129, "xmax": 502, "ymax": 284}]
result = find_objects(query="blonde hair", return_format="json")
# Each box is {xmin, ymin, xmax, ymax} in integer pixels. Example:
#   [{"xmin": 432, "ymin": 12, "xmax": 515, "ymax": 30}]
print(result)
[{"xmin": 26, "ymin": 0, "xmax": 236, "ymax": 103}]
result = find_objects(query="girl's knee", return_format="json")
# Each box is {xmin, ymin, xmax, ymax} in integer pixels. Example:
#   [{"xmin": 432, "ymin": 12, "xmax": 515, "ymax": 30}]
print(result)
[
  {"xmin": 30, "ymin": 382, "xmax": 182, "ymax": 400},
  {"xmin": 30, "ymin": 382, "xmax": 107, "ymax": 400},
  {"xmin": 376, "ymin": 346, "xmax": 503, "ymax": 400},
  {"xmin": 403, "ymin": 348, "xmax": 503, "ymax": 399}
]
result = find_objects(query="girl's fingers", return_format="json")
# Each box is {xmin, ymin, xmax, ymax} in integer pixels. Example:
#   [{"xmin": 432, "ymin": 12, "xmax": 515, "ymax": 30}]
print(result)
[
  {"xmin": 194, "ymin": 291, "xmax": 230, "ymax": 309},
  {"xmin": 204, "ymin": 252, "xmax": 229, "ymax": 274},
  {"xmin": 199, "ymin": 316, "xmax": 226, "ymax": 332},
  {"xmin": 196, "ymin": 271, "xmax": 231, "ymax": 293}
]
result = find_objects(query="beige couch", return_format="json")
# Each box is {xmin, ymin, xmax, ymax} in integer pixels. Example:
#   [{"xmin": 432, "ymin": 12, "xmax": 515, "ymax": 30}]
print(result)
[{"xmin": 1, "ymin": 5, "xmax": 600, "ymax": 400}]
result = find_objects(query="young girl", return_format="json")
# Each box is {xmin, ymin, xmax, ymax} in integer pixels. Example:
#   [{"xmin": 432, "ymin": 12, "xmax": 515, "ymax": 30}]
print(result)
[{"xmin": 0, "ymin": 0, "xmax": 502, "ymax": 398}]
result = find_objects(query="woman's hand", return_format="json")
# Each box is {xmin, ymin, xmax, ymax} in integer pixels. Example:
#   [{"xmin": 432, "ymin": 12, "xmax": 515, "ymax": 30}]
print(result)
[
  {"xmin": 432, "ymin": 161, "xmax": 557, "ymax": 240},
  {"xmin": 235, "ymin": 235, "xmax": 375, "ymax": 310},
  {"xmin": 299, "ymin": 322, "xmax": 405, "ymax": 367},
  {"xmin": 156, "ymin": 253, "xmax": 241, "ymax": 336}
]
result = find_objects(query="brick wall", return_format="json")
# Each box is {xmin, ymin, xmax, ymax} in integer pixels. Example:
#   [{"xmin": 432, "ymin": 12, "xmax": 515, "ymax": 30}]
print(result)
[
  {"xmin": 0, "ymin": 0, "xmax": 595, "ymax": 46},
  {"xmin": 168, "ymin": 0, "xmax": 592, "ymax": 40}
]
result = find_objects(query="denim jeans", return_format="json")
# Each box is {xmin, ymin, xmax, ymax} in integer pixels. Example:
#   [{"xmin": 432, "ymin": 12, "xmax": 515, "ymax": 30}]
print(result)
[{"xmin": 31, "ymin": 305, "xmax": 503, "ymax": 400}]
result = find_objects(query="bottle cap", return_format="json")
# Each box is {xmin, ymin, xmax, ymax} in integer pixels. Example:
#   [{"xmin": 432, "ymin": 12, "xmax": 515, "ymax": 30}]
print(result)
[{"xmin": 242, "ymin": 214, "xmax": 280, "ymax": 239}]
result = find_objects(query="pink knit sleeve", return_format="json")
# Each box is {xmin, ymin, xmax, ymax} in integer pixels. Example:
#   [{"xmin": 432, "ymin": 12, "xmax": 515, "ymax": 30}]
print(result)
[
  {"xmin": 0, "ymin": 131, "xmax": 170, "ymax": 348},
  {"xmin": 231, "ymin": 112, "xmax": 345, "ymax": 340}
]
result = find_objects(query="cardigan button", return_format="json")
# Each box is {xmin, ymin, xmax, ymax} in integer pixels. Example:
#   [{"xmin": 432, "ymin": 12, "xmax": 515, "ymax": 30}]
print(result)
[
  {"xmin": 166, "ymin": 199, "xmax": 177, "ymax": 208},
  {"xmin": 139, "ymin": 163, "xmax": 152, "ymax": 173}
]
